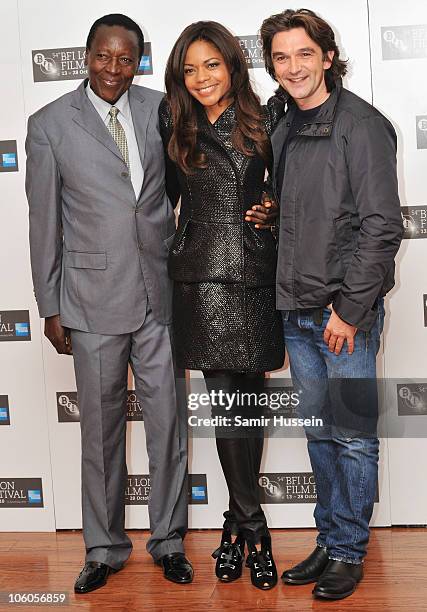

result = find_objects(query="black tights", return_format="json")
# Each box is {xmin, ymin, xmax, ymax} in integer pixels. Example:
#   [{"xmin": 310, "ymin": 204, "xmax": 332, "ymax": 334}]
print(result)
[{"xmin": 203, "ymin": 370, "xmax": 269, "ymax": 543}]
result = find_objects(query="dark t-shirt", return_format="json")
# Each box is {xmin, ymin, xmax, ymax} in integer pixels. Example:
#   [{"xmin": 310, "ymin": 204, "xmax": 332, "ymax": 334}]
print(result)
[{"xmin": 276, "ymin": 102, "xmax": 325, "ymax": 198}]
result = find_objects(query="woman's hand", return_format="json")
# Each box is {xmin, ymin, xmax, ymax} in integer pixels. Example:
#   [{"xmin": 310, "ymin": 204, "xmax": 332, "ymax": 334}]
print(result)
[{"xmin": 245, "ymin": 197, "xmax": 278, "ymax": 229}]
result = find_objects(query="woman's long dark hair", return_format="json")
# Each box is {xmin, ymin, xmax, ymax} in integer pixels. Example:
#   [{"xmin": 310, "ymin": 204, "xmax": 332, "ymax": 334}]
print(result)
[{"xmin": 165, "ymin": 21, "xmax": 271, "ymax": 174}]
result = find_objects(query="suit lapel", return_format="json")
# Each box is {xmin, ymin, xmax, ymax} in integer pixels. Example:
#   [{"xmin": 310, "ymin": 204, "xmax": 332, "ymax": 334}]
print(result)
[
  {"xmin": 129, "ymin": 85, "xmax": 152, "ymax": 169},
  {"xmin": 70, "ymin": 81, "xmax": 123, "ymax": 162}
]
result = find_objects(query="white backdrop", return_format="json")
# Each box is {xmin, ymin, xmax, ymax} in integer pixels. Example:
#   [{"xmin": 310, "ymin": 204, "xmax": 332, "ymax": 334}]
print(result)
[
  {"xmin": 369, "ymin": 0, "xmax": 427, "ymax": 524},
  {"xmin": 0, "ymin": 0, "xmax": 425, "ymax": 531}
]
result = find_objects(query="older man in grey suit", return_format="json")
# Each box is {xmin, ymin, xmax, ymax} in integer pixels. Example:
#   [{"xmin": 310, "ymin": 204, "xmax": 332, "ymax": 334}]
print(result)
[{"xmin": 26, "ymin": 14, "xmax": 192, "ymax": 593}]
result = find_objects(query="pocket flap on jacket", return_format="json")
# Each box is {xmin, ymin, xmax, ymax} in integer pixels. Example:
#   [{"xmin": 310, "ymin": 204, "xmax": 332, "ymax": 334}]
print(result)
[{"xmin": 65, "ymin": 251, "xmax": 107, "ymax": 270}]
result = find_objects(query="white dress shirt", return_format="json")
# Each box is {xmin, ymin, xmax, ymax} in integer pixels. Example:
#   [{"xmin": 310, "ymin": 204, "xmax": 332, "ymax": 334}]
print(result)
[{"xmin": 86, "ymin": 83, "xmax": 144, "ymax": 199}]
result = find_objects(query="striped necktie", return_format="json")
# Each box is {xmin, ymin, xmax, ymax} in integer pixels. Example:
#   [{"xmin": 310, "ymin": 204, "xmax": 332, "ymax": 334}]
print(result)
[{"xmin": 107, "ymin": 106, "xmax": 130, "ymax": 171}]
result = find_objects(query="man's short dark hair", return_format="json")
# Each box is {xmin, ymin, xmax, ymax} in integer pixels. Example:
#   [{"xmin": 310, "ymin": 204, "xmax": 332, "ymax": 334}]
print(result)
[
  {"xmin": 260, "ymin": 8, "xmax": 347, "ymax": 91},
  {"xmin": 86, "ymin": 14, "xmax": 145, "ymax": 61}
]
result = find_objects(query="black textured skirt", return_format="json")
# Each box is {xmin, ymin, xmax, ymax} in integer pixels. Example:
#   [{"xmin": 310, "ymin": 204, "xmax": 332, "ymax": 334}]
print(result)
[{"xmin": 172, "ymin": 282, "xmax": 285, "ymax": 372}]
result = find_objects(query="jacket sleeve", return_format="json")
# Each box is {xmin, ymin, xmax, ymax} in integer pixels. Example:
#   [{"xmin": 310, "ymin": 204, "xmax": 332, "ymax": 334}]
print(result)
[
  {"xmin": 265, "ymin": 95, "xmax": 286, "ymax": 136},
  {"xmin": 262, "ymin": 98, "xmax": 285, "ymax": 204},
  {"xmin": 26, "ymin": 114, "xmax": 63, "ymax": 319},
  {"xmin": 333, "ymin": 114, "xmax": 403, "ymax": 329},
  {"xmin": 158, "ymin": 97, "xmax": 181, "ymax": 208},
  {"xmin": 263, "ymin": 173, "xmax": 275, "ymax": 201}
]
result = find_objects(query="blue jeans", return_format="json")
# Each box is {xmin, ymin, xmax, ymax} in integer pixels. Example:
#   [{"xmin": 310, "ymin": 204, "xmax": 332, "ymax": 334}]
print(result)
[{"xmin": 282, "ymin": 302, "xmax": 384, "ymax": 563}]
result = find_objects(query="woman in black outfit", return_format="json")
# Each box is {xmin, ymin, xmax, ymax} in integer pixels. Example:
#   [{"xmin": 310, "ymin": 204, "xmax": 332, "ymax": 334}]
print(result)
[{"xmin": 159, "ymin": 21, "xmax": 284, "ymax": 590}]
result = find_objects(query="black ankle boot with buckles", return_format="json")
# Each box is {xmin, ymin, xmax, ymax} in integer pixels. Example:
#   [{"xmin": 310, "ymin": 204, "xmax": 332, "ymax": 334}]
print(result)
[
  {"xmin": 212, "ymin": 530, "xmax": 245, "ymax": 582},
  {"xmin": 246, "ymin": 535, "xmax": 278, "ymax": 590}
]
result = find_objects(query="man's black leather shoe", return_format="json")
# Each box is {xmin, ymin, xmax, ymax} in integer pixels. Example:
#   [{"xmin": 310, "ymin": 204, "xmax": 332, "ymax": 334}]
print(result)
[
  {"xmin": 158, "ymin": 553, "xmax": 193, "ymax": 584},
  {"xmin": 313, "ymin": 559, "xmax": 363, "ymax": 600},
  {"xmin": 281, "ymin": 546, "xmax": 329, "ymax": 584},
  {"xmin": 74, "ymin": 561, "xmax": 116, "ymax": 594}
]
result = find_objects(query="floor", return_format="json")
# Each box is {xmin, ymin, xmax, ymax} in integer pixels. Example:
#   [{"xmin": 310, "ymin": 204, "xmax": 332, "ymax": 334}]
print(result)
[{"xmin": 0, "ymin": 528, "xmax": 425, "ymax": 611}]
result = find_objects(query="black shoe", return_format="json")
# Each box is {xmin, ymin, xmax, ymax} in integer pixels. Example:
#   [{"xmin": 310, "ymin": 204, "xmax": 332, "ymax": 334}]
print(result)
[
  {"xmin": 212, "ymin": 531, "xmax": 245, "ymax": 582},
  {"xmin": 158, "ymin": 553, "xmax": 193, "ymax": 584},
  {"xmin": 281, "ymin": 545, "xmax": 329, "ymax": 585},
  {"xmin": 313, "ymin": 559, "xmax": 363, "ymax": 600},
  {"xmin": 74, "ymin": 562, "xmax": 116, "ymax": 594},
  {"xmin": 246, "ymin": 536, "xmax": 277, "ymax": 590}
]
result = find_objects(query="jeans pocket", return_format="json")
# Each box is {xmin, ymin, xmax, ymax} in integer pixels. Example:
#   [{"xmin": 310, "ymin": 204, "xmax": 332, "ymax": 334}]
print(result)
[{"xmin": 321, "ymin": 306, "xmax": 332, "ymax": 327}]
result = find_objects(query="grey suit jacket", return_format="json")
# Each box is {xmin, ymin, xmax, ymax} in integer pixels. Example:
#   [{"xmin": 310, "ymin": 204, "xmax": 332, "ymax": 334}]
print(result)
[{"xmin": 26, "ymin": 80, "xmax": 175, "ymax": 334}]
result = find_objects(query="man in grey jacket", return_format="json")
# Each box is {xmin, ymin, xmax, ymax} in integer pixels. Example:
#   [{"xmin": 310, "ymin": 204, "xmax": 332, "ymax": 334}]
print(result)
[
  {"xmin": 260, "ymin": 8, "xmax": 403, "ymax": 600},
  {"xmin": 26, "ymin": 14, "xmax": 192, "ymax": 593}
]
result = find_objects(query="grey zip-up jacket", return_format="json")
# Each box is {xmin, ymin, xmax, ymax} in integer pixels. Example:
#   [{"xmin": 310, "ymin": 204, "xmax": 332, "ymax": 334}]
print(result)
[{"xmin": 271, "ymin": 79, "xmax": 403, "ymax": 331}]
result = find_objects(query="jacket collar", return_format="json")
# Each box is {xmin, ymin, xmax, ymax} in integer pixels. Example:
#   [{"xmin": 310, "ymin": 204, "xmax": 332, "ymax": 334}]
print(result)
[
  {"xmin": 195, "ymin": 100, "xmax": 235, "ymax": 130},
  {"xmin": 70, "ymin": 79, "xmax": 151, "ymax": 166},
  {"xmin": 195, "ymin": 101, "xmax": 238, "ymax": 158},
  {"xmin": 271, "ymin": 79, "xmax": 342, "ymax": 180},
  {"xmin": 288, "ymin": 78, "xmax": 342, "ymax": 136}
]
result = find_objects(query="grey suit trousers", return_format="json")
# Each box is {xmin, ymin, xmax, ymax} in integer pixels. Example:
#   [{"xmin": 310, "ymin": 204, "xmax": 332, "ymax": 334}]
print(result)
[{"xmin": 71, "ymin": 303, "xmax": 188, "ymax": 568}]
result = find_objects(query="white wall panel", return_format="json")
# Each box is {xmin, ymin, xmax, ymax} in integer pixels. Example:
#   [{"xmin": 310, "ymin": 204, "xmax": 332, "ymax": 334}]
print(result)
[
  {"xmin": 368, "ymin": 0, "xmax": 427, "ymax": 525},
  {"xmin": 0, "ymin": 0, "xmax": 55, "ymax": 530}
]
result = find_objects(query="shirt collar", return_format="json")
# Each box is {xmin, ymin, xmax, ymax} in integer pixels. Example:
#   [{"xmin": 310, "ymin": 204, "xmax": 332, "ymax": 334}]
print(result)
[{"xmin": 86, "ymin": 82, "xmax": 131, "ymax": 123}]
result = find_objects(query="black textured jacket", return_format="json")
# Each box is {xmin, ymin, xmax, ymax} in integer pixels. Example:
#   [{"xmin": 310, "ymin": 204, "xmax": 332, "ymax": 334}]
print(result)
[
  {"xmin": 159, "ymin": 98, "xmax": 283, "ymax": 287},
  {"xmin": 272, "ymin": 80, "xmax": 403, "ymax": 331}
]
